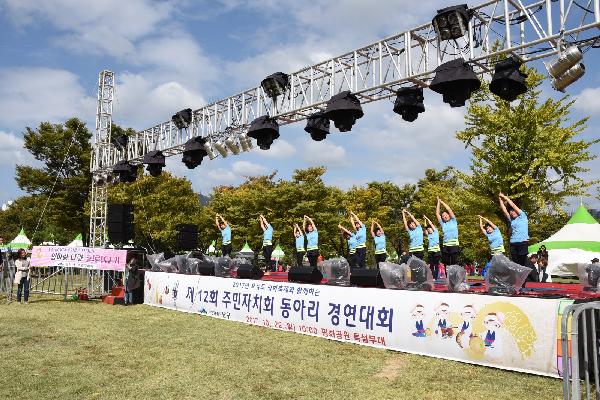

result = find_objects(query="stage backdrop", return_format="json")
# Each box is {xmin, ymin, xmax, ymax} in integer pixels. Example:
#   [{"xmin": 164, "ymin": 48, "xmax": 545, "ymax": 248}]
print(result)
[
  {"xmin": 30, "ymin": 246, "xmax": 127, "ymax": 271},
  {"xmin": 144, "ymin": 271, "xmax": 570, "ymax": 377}
]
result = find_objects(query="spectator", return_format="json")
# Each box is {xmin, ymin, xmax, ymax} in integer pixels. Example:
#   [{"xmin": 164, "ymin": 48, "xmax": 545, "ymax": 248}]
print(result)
[
  {"xmin": 591, "ymin": 257, "xmax": 599, "ymax": 265},
  {"xmin": 14, "ymin": 248, "xmax": 30, "ymax": 304},
  {"xmin": 535, "ymin": 257, "xmax": 549, "ymax": 283},
  {"xmin": 124, "ymin": 256, "xmax": 140, "ymax": 306},
  {"xmin": 525, "ymin": 253, "xmax": 539, "ymax": 282},
  {"xmin": 537, "ymin": 245, "xmax": 549, "ymax": 263}
]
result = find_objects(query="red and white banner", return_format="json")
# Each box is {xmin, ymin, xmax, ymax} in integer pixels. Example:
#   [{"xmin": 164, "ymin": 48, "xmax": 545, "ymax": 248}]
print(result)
[
  {"xmin": 144, "ymin": 271, "xmax": 570, "ymax": 377},
  {"xmin": 30, "ymin": 246, "xmax": 127, "ymax": 271}
]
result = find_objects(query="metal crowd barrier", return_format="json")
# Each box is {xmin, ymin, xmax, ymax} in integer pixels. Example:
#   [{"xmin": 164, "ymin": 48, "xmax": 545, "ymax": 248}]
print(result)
[{"xmin": 562, "ymin": 301, "xmax": 600, "ymax": 400}]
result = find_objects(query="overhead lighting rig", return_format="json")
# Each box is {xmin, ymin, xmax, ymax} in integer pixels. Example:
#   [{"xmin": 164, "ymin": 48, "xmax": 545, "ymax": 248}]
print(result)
[
  {"xmin": 171, "ymin": 108, "xmax": 193, "ymax": 130},
  {"xmin": 545, "ymin": 45, "xmax": 586, "ymax": 92},
  {"xmin": 248, "ymin": 116, "xmax": 280, "ymax": 150},
  {"xmin": 432, "ymin": 4, "xmax": 472, "ymax": 41},
  {"xmin": 430, "ymin": 58, "xmax": 481, "ymax": 107},
  {"xmin": 113, "ymin": 160, "xmax": 139, "ymax": 183},
  {"xmin": 143, "ymin": 150, "xmax": 165, "ymax": 177},
  {"xmin": 304, "ymin": 112, "xmax": 330, "ymax": 141},
  {"xmin": 261, "ymin": 72, "xmax": 290, "ymax": 99},
  {"xmin": 489, "ymin": 56, "xmax": 528, "ymax": 101},
  {"xmin": 393, "ymin": 86, "xmax": 425, "ymax": 122},
  {"xmin": 324, "ymin": 91, "xmax": 364, "ymax": 132}
]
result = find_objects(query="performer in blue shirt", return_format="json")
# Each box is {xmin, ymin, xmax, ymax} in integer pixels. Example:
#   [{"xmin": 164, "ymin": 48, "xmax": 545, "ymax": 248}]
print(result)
[
  {"xmin": 436, "ymin": 197, "xmax": 461, "ymax": 266},
  {"xmin": 371, "ymin": 221, "xmax": 386, "ymax": 266},
  {"xmin": 338, "ymin": 224, "xmax": 357, "ymax": 267},
  {"xmin": 499, "ymin": 192, "xmax": 529, "ymax": 267},
  {"xmin": 303, "ymin": 215, "xmax": 319, "ymax": 268},
  {"xmin": 402, "ymin": 209, "xmax": 424, "ymax": 260},
  {"xmin": 423, "ymin": 215, "xmax": 441, "ymax": 278},
  {"xmin": 259, "ymin": 214, "xmax": 275, "ymax": 271},
  {"xmin": 293, "ymin": 223, "xmax": 305, "ymax": 267},
  {"xmin": 478, "ymin": 215, "xmax": 505, "ymax": 256},
  {"xmin": 350, "ymin": 211, "xmax": 367, "ymax": 268},
  {"xmin": 215, "ymin": 214, "xmax": 232, "ymax": 257}
]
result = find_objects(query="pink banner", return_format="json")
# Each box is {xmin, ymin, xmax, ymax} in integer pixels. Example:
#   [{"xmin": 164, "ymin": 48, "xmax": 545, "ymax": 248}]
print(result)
[{"xmin": 30, "ymin": 246, "xmax": 127, "ymax": 271}]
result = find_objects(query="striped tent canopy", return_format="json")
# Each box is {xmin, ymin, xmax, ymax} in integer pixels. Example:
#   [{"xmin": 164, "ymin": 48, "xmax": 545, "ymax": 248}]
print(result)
[
  {"xmin": 528, "ymin": 205, "xmax": 600, "ymax": 277},
  {"xmin": 8, "ymin": 228, "xmax": 32, "ymax": 250},
  {"xmin": 67, "ymin": 233, "xmax": 84, "ymax": 247},
  {"xmin": 271, "ymin": 244, "xmax": 285, "ymax": 259},
  {"xmin": 238, "ymin": 242, "xmax": 254, "ymax": 256}
]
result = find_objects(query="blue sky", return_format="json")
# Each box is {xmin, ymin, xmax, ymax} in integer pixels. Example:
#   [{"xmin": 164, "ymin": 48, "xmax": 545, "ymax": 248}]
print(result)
[{"xmin": 0, "ymin": 0, "xmax": 598, "ymax": 212}]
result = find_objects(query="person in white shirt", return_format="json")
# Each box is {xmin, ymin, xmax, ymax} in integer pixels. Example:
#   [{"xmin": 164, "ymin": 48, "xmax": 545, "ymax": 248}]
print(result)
[{"xmin": 14, "ymin": 248, "xmax": 31, "ymax": 304}]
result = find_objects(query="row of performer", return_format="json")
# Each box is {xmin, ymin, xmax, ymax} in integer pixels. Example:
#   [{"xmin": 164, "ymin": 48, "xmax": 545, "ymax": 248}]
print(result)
[{"xmin": 214, "ymin": 193, "xmax": 530, "ymax": 271}]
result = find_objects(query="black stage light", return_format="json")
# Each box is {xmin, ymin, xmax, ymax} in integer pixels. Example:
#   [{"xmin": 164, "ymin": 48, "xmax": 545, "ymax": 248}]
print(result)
[
  {"xmin": 261, "ymin": 72, "xmax": 290, "ymax": 99},
  {"xmin": 304, "ymin": 111, "xmax": 330, "ymax": 141},
  {"xmin": 324, "ymin": 91, "xmax": 364, "ymax": 132},
  {"xmin": 112, "ymin": 160, "xmax": 139, "ymax": 183},
  {"xmin": 171, "ymin": 108, "xmax": 193, "ymax": 130},
  {"xmin": 143, "ymin": 150, "xmax": 165, "ymax": 177},
  {"xmin": 115, "ymin": 134, "xmax": 129, "ymax": 149},
  {"xmin": 393, "ymin": 86, "xmax": 425, "ymax": 122},
  {"xmin": 247, "ymin": 116, "xmax": 280, "ymax": 150},
  {"xmin": 489, "ymin": 56, "xmax": 528, "ymax": 101},
  {"xmin": 429, "ymin": 58, "xmax": 480, "ymax": 107},
  {"xmin": 432, "ymin": 4, "xmax": 472, "ymax": 41},
  {"xmin": 182, "ymin": 137, "xmax": 208, "ymax": 169}
]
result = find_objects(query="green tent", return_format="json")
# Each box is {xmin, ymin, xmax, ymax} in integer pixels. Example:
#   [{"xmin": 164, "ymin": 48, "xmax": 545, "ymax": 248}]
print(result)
[{"xmin": 8, "ymin": 228, "xmax": 32, "ymax": 250}]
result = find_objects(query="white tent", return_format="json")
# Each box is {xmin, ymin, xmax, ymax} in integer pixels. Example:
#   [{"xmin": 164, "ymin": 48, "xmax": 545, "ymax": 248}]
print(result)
[
  {"xmin": 67, "ymin": 233, "xmax": 84, "ymax": 247},
  {"xmin": 529, "ymin": 205, "xmax": 600, "ymax": 277},
  {"xmin": 8, "ymin": 228, "xmax": 32, "ymax": 250}
]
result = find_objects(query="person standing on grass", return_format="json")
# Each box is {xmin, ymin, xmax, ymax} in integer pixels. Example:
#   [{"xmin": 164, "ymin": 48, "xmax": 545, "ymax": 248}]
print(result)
[
  {"xmin": 371, "ymin": 221, "xmax": 387, "ymax": 267},
  {"xmin": 499, "ymin": 193, "xmax": 529, "ymax": 267},
  {"xmin": 14, "ymin": 248, "xmax": 30, "ymax": 304},
  {"xmin": 124, "ymin": 255, "xmax": 140, "ymax": 306},
  {"xmin": 350, "ymin": 211, "xmax": 367, "ymax": 268},
  {"xmin": 338, "ymin": 224, "xmax": 357, "ymax": 268},
  {"xmin": 303, "ymin": 215, "xmax": 319, "ymax": 268},
  {"xmin": 403, "ymin": 210, "xmax": 424, "ymax": 260},
  {"xmin": 436, "ymin": 197, "xmax": 460, "ymax": 266},
  {"xmin": 215, "ymin": 214, "xmax": 232, "ymax": 257},
  {"xmin": 423, "ymin": 215, "xmax": 441, "ymax": 278},
  {"xmin": 478, "ymin": 215, "xmax": 505, "ymax": 256},
  {"xmin": 259, "ymin": 214, "xmax": 275, "ymax": 271},
  {"xmin": 293, "ymin": 223, "xmax": 305, "ymax": 267}
]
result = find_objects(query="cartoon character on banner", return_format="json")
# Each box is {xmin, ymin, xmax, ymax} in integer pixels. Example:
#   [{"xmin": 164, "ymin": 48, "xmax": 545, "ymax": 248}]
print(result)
[
  {"xmin": 482, "ymin": 312, "xmax": 504, "ymax": 357},
  {"xmin": 456, "ymin": 305, "xmax": 477, "ymax": 348},
  {"xmin": 411, "ymin": 304, "xmax": 429, "ymax": 337},
  {"xmin": 434, "ymin": 303, "xmax": 454, "ymax": 339},
  {"xmin": 171, "ymin": 281, "xmax": 180, "ymax": 307}
]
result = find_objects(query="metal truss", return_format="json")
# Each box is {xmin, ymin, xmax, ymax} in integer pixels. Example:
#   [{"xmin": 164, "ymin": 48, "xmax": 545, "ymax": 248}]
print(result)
[
  {"xmin": 89, "ymin": 70, "xmax": 114, "ymax": 247},
  {"xmin": 91, "ymin": 0, "xmax": 600, "ymax": 172}
]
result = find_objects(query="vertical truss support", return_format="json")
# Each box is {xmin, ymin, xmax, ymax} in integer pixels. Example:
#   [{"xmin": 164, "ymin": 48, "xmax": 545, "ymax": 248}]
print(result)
[{"xmin": 89, "ymin": 70, "xmax": 114, "ymax": 248}]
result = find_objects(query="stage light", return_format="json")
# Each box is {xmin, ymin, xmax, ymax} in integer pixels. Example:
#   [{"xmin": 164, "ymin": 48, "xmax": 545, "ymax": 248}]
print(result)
[
  {"xmin": 261, "ymin": 72, "xmax": 290, "ymax": 99},
  {"xmin": 429, "ymin": 58, "xmax": 480, "ymax": 107},
  {"xmin": 545, "ymin": 46, "xmax": 585, "ymax": 92},
  {"xmin": 324, "ymin": 91, "xmax": 364, "ymax": 132},
  {"xmin": 115, "ymin": 134, "xmax": 129, "ymax": 149},
  {"xmin": 239, "ymin": 132, "xmax": 254, "ymax": 152},
  {"xmin": 143, "ymin": 150, "xmax": 165, "ymax": 177},
  {"xmin": 213, "ymin": 139, "xmax": 229, "ymax": 157},
  {"xmin": 304, "ymin": 112, "xmax": 330, "ymax": 141},
  {"xmin": 203, "ymin": 141, "xmax": 218, "ymax": 160},
  {"xmin": 93, "ymin": 174, "xmax": 105, "ymax": 186},
  {"xmin": 247, "ymin": 116, "xmax": 280, "ymax": 150},
  {"xmin": 171, "ymin": 108, "xmax": 193, "ymax": 130},
  {"xmin": 393, "ymin": 86, "xmax": 425, "ymax": 122},
  {"xmin": 182, "ymin": 137, "xmax": 208, "ymax": 169},
  {"xmin": 112, "ymin": 160, "xmax": 139, "ymax": 183},
  {"xmin": 432, "ymin": 4, "xmax": 472, "ymax": 41},
  {"xmin": 224, "ymin": 136, "xmax": 241, "ymax": 155},
  {"xmin": 489, "ymin": 56, "xmax": 528, "ymax": 101}
]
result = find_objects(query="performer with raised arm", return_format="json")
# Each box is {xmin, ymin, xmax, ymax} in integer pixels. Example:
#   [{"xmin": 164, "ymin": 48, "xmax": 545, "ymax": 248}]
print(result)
[
  {"xmin": 339, "ymin": 224, "xmax": 357, "ymax": 268},
  {"xmin": 303, "ymin": 215, "xmax": 319, "ymax": 267},
  {"xmin": 423, "ymin": 215, "xmax": 441, "ymax": 277},
  {"xmin": 436, "ymin": 197, "xmax": 460, "ymax": 266},
  {"xmin": 478, "ymin": 215, "xmax": 505, "ymax": 256},
  {"xmin": 293, "ymin": 224, "xmax": 305, "ymax": 267},
  {"xmin": 259, "ymin": 214, "xmax": 275, "ymax": 271},
  {"xmin": 215, "ymin": 214, "xmax": 232, "ymax": 257},
  {"xmin": 402, "ymin": 210, "xmax": 424, "ymax": 260},
  {"xmin": 350, "ymin": 211, "xmax": 367, "ymax": 268},
  {"xmin": 371, "ymin": 221, "xmax": 387, "ymax": 266},
  {"xmin": 499, "ymin": 193, "xmax": 529, "ymax": 267}
]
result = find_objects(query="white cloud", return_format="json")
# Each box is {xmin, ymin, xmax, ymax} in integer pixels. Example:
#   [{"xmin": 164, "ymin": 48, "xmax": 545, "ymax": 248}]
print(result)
[
  {"xmin": 0, "ymin": 67, "xmax": 95, "ymax": 130},
  {"xmin": 232, "ymin": 160, "xmax": 268, "ymax": 176},
  {"xmin": 301, "ymin": 139, "xmax": 348, "ymax": 167},
  {"xmin": 575, "ymin": 87, "xmax": 600, "ymax": 114},
  {"xmin": 252, "ymin": 139, "xmax": 296, "ymax": 159},
  {"xmin": 0, "ymin": 131, "xmax": 33, "ymax": 167}
]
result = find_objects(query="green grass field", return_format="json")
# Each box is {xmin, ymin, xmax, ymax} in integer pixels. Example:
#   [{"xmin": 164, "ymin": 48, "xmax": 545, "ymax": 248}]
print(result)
[{"xmin": 0, "ymin": 297, "xmax": 565, "ymax": 400}]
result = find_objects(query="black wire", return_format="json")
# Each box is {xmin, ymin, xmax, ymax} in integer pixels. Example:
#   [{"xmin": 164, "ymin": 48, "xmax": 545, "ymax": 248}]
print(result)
[{"xmin": 573, "ymin": 0, "xmax": 596, "ymax": 14}]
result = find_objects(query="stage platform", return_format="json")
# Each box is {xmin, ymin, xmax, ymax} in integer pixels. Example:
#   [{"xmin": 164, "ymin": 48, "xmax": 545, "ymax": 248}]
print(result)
[{"xmin": 144, "ymin": 271, "xmax": 599, "ymax": 378}]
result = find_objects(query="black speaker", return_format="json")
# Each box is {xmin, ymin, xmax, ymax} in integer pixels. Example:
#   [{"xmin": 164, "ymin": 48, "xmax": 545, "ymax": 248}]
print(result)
[
  {"xmin": 107, "ymin": 203, "xmax": 134, "ymax": 243},
  {"xmin": 350, "ymin": 268, "xmax": 385, "ymax": 288},
  {"xmin": 236, "ymin": 264, "xmax": 264, "ymax": 280},
  {"xmin": 288, "ymin": 267, "xmax": 323, "ymax": 284},
  {"xmin": 198, "ymin": 260, "xmax": 215, "ymax": 276},
  {"xmin": 176, "ymin": 224, "xmax": 198, "ymax": 250}
]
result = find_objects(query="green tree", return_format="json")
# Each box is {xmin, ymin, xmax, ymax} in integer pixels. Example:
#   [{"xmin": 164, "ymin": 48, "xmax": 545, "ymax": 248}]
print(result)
[{"xmin": 15, "ymin": 118, "xmax": 92, "ymax": 243}]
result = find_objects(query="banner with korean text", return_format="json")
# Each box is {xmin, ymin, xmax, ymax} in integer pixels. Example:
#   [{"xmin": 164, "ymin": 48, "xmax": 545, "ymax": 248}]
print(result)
[
  {"xmin": 144, "ymin": 271, "xmax": 566, "ymax": 377},
  {"xmin": 30, "ymin": 246, "xmax": 127, "ymax": 271}
]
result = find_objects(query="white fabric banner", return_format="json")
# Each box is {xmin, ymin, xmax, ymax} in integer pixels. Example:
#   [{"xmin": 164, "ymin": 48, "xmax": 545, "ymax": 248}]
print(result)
[{"xmin": 144, "ymin": 271, "xmax": 567, "ymax": 377}]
